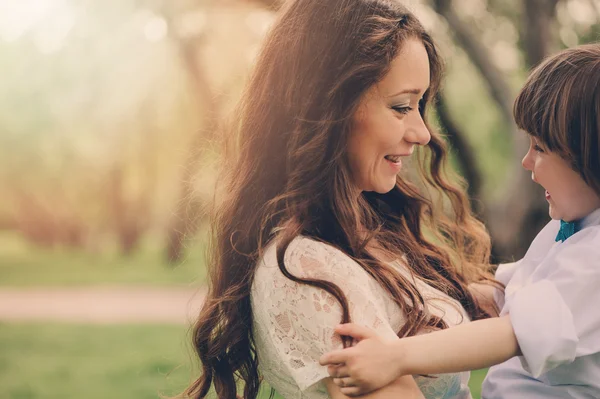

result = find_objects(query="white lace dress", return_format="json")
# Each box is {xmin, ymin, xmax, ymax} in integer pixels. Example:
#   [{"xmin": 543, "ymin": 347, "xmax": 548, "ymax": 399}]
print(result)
[{"xmin": 251, "ymin": 236, "xmax": 473, "ymax": 399}]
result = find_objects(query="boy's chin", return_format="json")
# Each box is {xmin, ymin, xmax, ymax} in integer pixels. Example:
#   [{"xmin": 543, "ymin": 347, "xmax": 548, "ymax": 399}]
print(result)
[{"xmin": 548, "ymin": 205, "xmax": 564, "ymax": 221}]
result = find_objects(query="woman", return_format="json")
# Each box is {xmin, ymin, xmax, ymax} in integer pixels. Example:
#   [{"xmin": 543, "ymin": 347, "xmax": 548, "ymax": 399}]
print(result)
[{"xmin": 184, "ymin": 1, "xmax": 498, "ymax": 398}]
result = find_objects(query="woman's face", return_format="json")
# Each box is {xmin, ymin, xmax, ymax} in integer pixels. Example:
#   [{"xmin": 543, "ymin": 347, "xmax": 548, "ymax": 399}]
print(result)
[{"xmin": 347, "ymin": 38, "xmax": 432, "ymax": 194}]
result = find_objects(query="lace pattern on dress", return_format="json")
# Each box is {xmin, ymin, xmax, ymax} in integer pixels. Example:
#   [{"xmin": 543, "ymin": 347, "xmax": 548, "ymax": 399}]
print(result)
[{"xmin": 251, "ymin": 236, "xmax": 472, "ymax": 399}]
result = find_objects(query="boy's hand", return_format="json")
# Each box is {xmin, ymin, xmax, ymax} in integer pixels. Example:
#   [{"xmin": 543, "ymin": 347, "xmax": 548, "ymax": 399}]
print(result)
[{"xmin": 319, "ymin": 324, "xmax": 405, "ymax": 397}]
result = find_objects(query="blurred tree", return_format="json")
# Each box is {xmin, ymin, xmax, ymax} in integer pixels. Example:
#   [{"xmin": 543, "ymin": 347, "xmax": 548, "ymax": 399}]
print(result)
[
  {"xmin": 0, "ymin": 0, "xmax": 202, "ymax": 253},
  {"xmin": 522, "ymin": 0, "xmax": 561, "ymax": 67},
  {"xmin": 2, "ymin": 0, "xmax": 597, "ymax": 265},
  {"xmin": 435, "ymin": 92, "xmax": 482, "ymax": 208},
  {"xmin": 161, "ymin": 0, "xmax": 222, "ymax": 263},
  {"xmin": 162, "ymin": 0, "xmax": 276, "ymax": 263},
  {"xmin": 108, "ymin": 162, "xmax": 151, "ymax": 255}
]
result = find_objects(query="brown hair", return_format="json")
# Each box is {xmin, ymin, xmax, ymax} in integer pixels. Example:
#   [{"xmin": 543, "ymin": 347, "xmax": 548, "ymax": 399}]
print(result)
[
  {"xmin": 514, "ymin": 43, "xmax": 600, "ymax": 195},
  {"xmin": 185, "ymin": 1, "xmax": 495, "ymax": 398}
]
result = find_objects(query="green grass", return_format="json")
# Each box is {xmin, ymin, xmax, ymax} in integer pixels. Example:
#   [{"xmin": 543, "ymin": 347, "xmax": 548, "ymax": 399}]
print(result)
[
  {"xmin": 0, "ymin": 232, "xmax": 206, "ymax": 287},
  {"xmin": 0, "ymin": 323, "xmax": 488, "ymax": 399},
  {"xmin": 469, "ymin": 368, "xmax": 488, "ymax": 399},
  {"xmin": 0, "ymin": 323, "xmax": 194, "ymax": 399}
]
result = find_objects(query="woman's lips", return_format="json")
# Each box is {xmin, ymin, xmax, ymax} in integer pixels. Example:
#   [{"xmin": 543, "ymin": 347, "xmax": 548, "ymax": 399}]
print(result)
[{"xmin": 385, "ymin": 157, "xmax": 402, "ymax": 171}]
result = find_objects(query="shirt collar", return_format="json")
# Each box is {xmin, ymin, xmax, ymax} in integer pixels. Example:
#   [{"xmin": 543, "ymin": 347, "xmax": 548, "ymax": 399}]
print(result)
[{"xmin": 579, "ymin": 207, "xmax": 600, "ymax": 230}]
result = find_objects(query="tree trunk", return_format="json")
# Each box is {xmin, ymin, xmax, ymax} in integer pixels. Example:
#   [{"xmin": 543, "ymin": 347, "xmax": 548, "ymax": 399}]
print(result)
[
  {"xmin": 435, "ymin": 94, "xmax": 482, "ymax": 205},
  {"xmin": 163, "ymin": 4, "xmax": 221, "ymax": 264},
  {"xmin": 107, "ymin": 164, "xmax": 146, "ymax": 256},
  {"xmin": 522, "ymin": 0, "xmax": 560, "ymax": 67}
]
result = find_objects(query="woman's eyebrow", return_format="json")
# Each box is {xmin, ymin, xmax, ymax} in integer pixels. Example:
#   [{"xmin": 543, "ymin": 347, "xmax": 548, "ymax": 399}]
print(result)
[{"xmin": 387, "ymin": 88, "xmax": 425, "ymax": 97}]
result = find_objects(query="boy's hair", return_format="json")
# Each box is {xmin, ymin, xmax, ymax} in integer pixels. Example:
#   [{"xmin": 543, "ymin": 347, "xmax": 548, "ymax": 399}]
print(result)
[{"xmin": 514, "ymin": 43, "xmax": 600, "ymax": 195}]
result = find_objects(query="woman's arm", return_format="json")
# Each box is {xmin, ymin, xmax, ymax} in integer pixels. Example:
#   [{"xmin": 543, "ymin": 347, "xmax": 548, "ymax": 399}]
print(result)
[
  {"xmin": 258, "ymin": 237, "xmax": 429, "ymax": 396},
  {"xmin": 320, "ymin": 316, "xmax": 521, "ymax": 395},
  {"xmin": 325, "ymin": 376, "xmax": 424, "ymax": 399}
]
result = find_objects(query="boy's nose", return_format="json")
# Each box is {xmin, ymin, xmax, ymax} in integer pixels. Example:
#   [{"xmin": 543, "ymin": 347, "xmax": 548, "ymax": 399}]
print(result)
[{"xmin": 522, "ymin": 150, "xmax": 533, "ymax": 171}]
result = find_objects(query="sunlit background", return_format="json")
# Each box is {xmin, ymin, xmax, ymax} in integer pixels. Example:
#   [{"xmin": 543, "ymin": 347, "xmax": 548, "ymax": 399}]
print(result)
[{"xmin": 1, "ymin": 0, "xmax": 599, "ymax": 398}]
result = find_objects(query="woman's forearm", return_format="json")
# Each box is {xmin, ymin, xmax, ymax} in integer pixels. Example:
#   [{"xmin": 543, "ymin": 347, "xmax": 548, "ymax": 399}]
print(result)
[{"xmin": 395, "ymin": 315, "xmax": 520, "ymax": 375}]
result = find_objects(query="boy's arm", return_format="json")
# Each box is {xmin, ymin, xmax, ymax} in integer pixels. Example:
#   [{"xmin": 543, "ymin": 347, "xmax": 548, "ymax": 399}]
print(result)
[
  {"xmin": 397, "ymin": 315, "xmax": 520, "ymax": 375},
  {"xmin": 320, "ymin": 316, "xmax": 521, "ymax": 394}
]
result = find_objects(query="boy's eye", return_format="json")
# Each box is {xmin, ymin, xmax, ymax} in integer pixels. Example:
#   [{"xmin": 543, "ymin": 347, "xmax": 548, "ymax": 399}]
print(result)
[
  {"xmin": 534, "ymin": 144, "xmax": 544, "ymax": 153},
  {"xmin": 392, "ymin": 106, "xmax": 413, "ymax": 115}
]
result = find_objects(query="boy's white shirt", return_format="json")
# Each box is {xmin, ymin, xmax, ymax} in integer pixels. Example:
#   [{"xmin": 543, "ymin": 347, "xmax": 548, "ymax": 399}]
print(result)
[{"xmin": 483, "ymin": 208, "xmax": 600, "ymax": 398}]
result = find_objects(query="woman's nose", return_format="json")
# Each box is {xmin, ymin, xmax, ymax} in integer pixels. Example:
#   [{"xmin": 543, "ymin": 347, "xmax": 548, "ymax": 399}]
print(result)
[{"xmin": 404, "ymin": 113, "xmax": 431, "ymax": 146}]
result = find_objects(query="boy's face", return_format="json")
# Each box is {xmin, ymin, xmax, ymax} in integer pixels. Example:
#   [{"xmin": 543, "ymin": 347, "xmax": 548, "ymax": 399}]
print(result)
[{"xmin": 522, "ymin": 136, "xmax": 600, "ymax": 222}]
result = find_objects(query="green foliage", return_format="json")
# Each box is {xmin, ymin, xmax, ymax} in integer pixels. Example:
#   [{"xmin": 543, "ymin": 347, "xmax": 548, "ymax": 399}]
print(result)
[
  {"xmin": 0, "ymin": 0, "xmax": 206, "ymax": 244},
  {"xmin": 443, "ymin": 48, "xmax": 514, "ymax": 198}
]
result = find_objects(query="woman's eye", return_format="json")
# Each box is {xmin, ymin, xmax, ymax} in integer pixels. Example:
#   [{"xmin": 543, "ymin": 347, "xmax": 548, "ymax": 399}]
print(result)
[
  {"xmin": 534, "ymin": 144, "xmax": 544, "ymax": 153},
  {"xmin": 392, "ymin": 106, "xmax": 413, "ymax": 115}
]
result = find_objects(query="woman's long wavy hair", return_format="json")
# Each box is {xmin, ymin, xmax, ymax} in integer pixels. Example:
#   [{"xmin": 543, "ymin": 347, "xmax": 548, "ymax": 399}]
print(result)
[{"xmin": 185, "ymin": 1, "xmax": 496, "ymax": 398}]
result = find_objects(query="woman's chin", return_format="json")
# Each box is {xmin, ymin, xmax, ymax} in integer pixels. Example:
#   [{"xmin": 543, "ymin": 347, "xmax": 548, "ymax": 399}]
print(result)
[{"xmin": 373, "ymin": 180, "xmax": 397, "ymax": 194}]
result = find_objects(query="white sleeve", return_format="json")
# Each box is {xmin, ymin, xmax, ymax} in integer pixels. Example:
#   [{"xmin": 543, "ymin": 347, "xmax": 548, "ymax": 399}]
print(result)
[
  {"xmin": 495, "ymin": 219, "xmax": 560, "ymax": 311},
  {"xmin": 494, "ymin": 261, "xmax": 519, "ymax": 310},
  {"xmin": 495, "ymin": 261, "xmax": 520, "ymax": 286},
  {"xmin": 504, "ymin": 226, "xmax": 600, "ymax": 377},
  {"xmin": 252, "ymin": 237, "xmax": 402, "ymax": 393}
]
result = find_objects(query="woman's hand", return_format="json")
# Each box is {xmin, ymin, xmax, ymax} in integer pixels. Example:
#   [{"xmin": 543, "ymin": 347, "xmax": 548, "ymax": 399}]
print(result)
[{"xmin": 319, "ymin": 324, "xmax": 406, "ymax": 397}]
